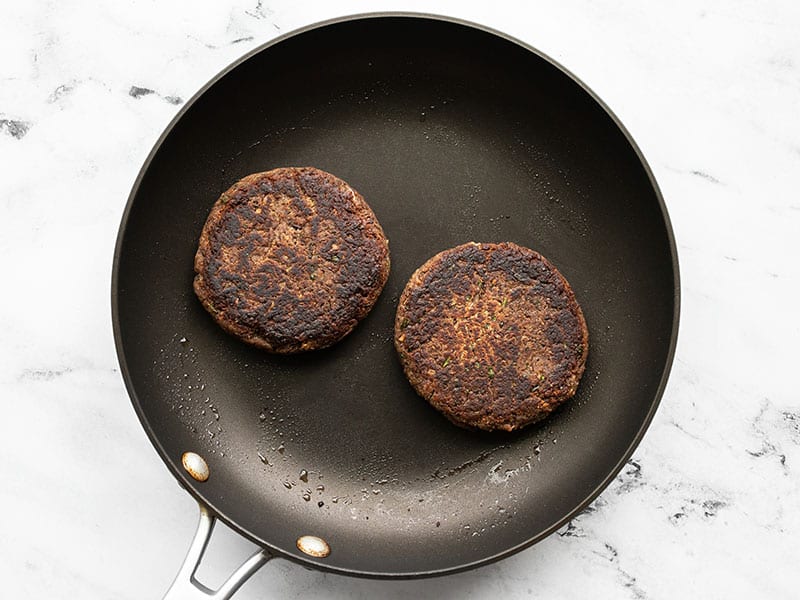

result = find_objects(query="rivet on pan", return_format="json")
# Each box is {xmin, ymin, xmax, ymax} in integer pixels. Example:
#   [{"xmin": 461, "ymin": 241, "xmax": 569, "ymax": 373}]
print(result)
[
  {"xmin": 182, "ymin": 451, "xmax": 209, "ymax": 482},
  {"xmin": 296, "ymin": 535, "xmax": 330, "ymax": 558}
]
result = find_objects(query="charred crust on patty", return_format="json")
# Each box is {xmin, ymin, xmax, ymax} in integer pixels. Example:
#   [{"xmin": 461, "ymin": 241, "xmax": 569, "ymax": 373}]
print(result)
[
  {"xmin": 194, "ymin": 167, "xmax": 390, "ymax": 353},
  {"xmin": 394, "ymin": 242, "xmax": 588, "ymax": 432}
]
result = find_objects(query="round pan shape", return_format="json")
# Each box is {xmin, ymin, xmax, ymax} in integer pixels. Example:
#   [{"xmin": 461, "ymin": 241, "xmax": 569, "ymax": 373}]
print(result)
[{"xmin": 113, "ymin": 14, "xmax": 679, "ymax": 581}]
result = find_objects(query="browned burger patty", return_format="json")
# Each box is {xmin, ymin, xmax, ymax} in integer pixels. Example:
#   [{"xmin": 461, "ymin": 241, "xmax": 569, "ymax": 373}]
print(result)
[
  {"xmin": 394, "ymin": 242, "xmax": 588, "ymax": 432},
  {"xmin": 194, "ymin": 167, "xmax": 390, "ymax": 353}
]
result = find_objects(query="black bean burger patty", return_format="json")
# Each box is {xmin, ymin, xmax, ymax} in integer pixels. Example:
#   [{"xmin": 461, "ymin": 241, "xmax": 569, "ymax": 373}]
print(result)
[
  {"xmin": 194, "ymin": 167, "xmax": 390, "ymax": 353},
  {"xmin": 394, "ymin": 242, "xmax": 588, "ymax": 432}
]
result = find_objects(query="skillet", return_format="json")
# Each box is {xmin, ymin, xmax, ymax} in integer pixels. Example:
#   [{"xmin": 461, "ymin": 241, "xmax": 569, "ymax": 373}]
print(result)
[{"xmin": 112, "ymin": 13, "xmax": 679, "ymax": 598}]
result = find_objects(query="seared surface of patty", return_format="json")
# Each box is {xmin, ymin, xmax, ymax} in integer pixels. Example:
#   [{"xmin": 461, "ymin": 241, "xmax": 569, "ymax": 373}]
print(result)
[
  {"xmin": 395, "ymin": 242, "xmax": 588, "ymax": 431},
  {"xmin": 194, "ymin": 167, "xmax": 390, "ymax": 353}
]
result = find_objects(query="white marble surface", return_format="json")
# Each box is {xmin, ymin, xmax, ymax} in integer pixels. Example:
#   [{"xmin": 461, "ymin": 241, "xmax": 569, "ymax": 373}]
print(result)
[{"xmin": 2, "ymin": 1, "xmax": 799, "ymax": 598}]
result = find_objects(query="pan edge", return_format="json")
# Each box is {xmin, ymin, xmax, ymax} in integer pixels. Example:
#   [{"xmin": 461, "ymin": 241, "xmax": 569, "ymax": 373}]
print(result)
[{"xmin": 110, "ymin": 11, "xmax": 681, "ymax": 579}]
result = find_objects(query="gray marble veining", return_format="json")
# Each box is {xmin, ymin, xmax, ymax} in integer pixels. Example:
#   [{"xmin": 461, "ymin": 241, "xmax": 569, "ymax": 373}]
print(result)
[{"xmin": 1, "ymin": 1, "xmax": 799, "ymax": 598}]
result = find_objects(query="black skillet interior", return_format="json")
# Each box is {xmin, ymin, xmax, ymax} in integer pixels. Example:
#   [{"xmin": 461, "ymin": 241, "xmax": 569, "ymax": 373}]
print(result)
[{"xmin": 113, "ymin": 16, "xmax": 678, "ymax": 577}]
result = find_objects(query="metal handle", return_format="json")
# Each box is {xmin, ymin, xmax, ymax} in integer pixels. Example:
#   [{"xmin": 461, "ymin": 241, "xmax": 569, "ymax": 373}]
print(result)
[{"xmin": 163, "ymin": 504, "xmax": 272, "ymax": 600}]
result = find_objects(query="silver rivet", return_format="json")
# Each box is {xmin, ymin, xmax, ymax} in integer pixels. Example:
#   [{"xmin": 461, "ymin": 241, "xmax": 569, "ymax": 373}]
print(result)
[
  {"xmin": 182, "ymin": 451, "xmax": 209, "ymax": 482},
  {"xmin": 296, "ymin": 535, "xmax": 330, "ymax": 558}
]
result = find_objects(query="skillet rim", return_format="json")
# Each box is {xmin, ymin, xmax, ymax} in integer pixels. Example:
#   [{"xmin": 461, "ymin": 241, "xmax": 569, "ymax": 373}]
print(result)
[{"xmin": 111, "ymin": 11, "xmax": 681, "ymax": 579}]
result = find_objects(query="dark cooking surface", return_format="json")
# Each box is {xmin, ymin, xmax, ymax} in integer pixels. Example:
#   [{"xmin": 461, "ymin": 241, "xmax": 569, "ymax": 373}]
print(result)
[{"xmin": 113, "ymin": 15, "xmax": 678, "ymax": 577}]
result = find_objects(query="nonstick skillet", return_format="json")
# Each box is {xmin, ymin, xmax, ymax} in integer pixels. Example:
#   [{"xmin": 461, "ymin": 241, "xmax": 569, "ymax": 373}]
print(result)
[{"xmin": 112, "ymin": 13, "xmax": 679, "ymax": 599}]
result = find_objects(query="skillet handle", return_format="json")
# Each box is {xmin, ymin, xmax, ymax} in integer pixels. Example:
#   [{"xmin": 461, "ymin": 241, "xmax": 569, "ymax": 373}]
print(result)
[{"xmin": 163, "ymin": 503, "xmax": 271, "ymax": 600}]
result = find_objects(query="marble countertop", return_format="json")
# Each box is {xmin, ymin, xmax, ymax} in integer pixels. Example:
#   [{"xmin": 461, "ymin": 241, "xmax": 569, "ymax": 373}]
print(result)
[{"xmin": 2, "ymin": 1, "xmax": 798, "ymax": 598}]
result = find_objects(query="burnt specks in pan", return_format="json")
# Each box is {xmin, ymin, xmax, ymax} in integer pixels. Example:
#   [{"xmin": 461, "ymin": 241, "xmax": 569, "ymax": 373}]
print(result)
[{"xmin": 0, "ymin": 119, "xmax": 31, "ymax": 139}]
